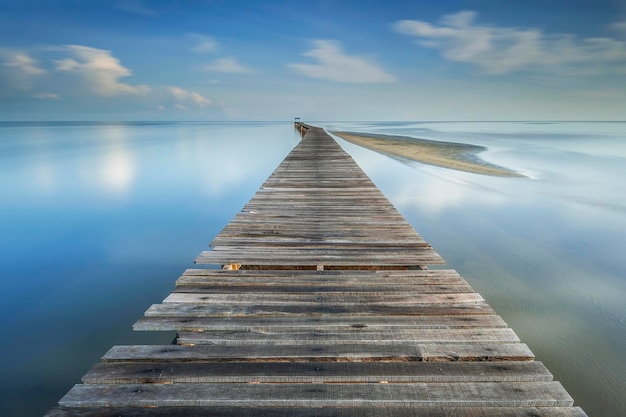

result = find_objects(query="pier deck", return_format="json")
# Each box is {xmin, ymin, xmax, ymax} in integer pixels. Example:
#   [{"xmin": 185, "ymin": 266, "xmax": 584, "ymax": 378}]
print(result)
[{"xmin": 45, "ymin": 124, "xmax": 587, "ymax": 416}]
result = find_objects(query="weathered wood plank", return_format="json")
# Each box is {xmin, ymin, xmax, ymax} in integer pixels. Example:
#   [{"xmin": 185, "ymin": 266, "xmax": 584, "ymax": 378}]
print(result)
[
  {"xmin": 133, "ymin": 315, "xmax": 508, "ymax": 331},
  {"xmin": 181, "ymin": 268, "xmax": 460, "ymax": 275},
  {"xmin": 175, "ymin": 276, "xmax": 471, "ymax": 287},
  {"xmin": 102, "ymin": 343, "xmax": 534, "ymax": 362},
  {"xmin": 82, "ymin": 361, "xmax": 553, "ymax": 384},
  {"xmin": 143, "ymin": 302, "xmax": 496, "ymax": 317},
  {"xmin": 162, "ymin": 292, "xmax": 485, "ymax": 305},
  {"xmin": 210, "ymin": 239, "xmax": 431, "ymax": 248},
  {"xmin": 172, "ymin": 283, "xmax": 476, "ymax": 294},
  {"xmin": 45, "ymin": 406, "xmax": 590, "ymax": 417},
  {"xmin": 174, "ymin": 328, "xmax": 520, "ymax": 345},
  {"xmin": 176, "ymin": 269, "xmax": 467, "ymax": 286},
  {"xmin": 59, "ymin": 382, "xmax": 573, "ymax": 407},
  {"xmin": 195, "ymin": 250, "xmax": 445, "ymax": 266}
]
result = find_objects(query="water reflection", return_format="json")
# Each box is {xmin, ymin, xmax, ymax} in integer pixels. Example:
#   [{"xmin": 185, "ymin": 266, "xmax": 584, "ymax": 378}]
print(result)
[
  {"xmin": 97, "ymin": 145, "xmax": 136, "ymax": 193},
  {"xmin": 0, "ymin": 122, "xmax": 296, "ymax": 417},
  {"xmin": 32, "ymin": 159, "xmax": 56, "ymax": 192}
]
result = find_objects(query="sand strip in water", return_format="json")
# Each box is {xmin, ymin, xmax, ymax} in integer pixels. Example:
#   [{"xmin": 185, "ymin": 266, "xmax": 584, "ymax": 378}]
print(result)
[{"xmin": 332, "ymin": 131, "xmax": 525, "ymax": 178}]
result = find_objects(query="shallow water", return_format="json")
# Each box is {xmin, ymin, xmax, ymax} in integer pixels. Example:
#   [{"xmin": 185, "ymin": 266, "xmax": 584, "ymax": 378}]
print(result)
[
  {"xmin": 0, "ymin": 121, "xmax": 624, "ymax": 416},
  {"xmin": 0, "ymin": 122, "xmax": 298, "ymax": 416},
  {"xmin": 326, "ymin": 121, "xmax": 626, "ymax": 417}
]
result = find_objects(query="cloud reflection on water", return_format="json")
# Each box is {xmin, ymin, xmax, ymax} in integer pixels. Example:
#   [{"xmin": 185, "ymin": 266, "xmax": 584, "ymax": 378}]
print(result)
[{"xmin": 97, "ymin": 144, "xmax": 136, "ymax": 194}]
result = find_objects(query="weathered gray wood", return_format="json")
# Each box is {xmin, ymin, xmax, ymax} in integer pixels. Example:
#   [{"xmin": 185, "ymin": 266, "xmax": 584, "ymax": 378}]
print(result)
[
  {"xmin": 102, "ymin": 343, "xmax": 534, "ymax": 362},
  {"xmin": 172, "ymin": 284, "xmax": 476, "ymax": 294},
  {"xmin": 133, "ymin": 315, "xmax": 508, "ymax": 331},
  {"xmin": 180, "ymin": 268, "xmax": 460, "ymax": 276},
  {"xmin": 82, "ymin": 361, "xmax": 553, "ymax": 384},
  {"xmin": 59, "ymin": 382, "xmax": 574, "ymax": 407},
  {"xmin": 143, "ymin": 302, "xmax": 497, "ymax": 317},
  {"xmin": 195, "ymin": 250, "xmax": 445, "ymax": 266},
  {"xmin": 161, "ymin": 292, "xmax": 485, "ymax": 305},
  {"xmin": 176, "ymin": 269, "xmax": 468, "ymax": 286},
  {"xmin": 45, "ymin": 406, "xmax": 590, "ymax": 417},
  {"xmin": 174, "ymin": 328, "xmax": 521, "ymax": 345}
]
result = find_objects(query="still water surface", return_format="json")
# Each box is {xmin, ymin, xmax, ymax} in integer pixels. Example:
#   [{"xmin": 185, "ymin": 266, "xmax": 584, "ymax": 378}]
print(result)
[{"xmin": 0, "ymin": 121, "xmax": 624, "ymax": 417}]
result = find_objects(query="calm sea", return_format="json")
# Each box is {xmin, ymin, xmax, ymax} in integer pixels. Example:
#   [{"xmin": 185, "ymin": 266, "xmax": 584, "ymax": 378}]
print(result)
[{"xmin": 0, "ymin": 121, "xmax": 624, "ymax": 417}]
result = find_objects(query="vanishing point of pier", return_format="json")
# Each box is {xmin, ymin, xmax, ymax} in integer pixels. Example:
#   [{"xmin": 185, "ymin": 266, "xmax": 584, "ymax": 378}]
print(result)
[{"xmin": 45, "ymin": 123, "xmax": 587, "ymax": 416}]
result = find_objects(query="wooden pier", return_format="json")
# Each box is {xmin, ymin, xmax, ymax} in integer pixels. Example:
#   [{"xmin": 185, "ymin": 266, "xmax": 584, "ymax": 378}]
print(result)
[{"xmin": 45, "ymin": 124, "xmax": 587, "ymax": 416}]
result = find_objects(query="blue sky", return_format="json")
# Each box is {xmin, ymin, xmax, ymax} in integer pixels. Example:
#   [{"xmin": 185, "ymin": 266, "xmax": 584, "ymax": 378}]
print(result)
[{"xmin": 1, "ymin": 0, "xmax": 625, "ymax": 120}]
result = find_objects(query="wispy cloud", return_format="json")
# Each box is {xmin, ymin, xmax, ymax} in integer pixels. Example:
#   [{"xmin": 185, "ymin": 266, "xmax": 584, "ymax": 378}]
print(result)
[
  {"xmin": 167, "ymin": 86, "xmax": 211, "ymax": 107},
  {"xmin": 2, "ymin": 50, "xmax": 46, "ymax": 75},
  {"xmin": 203, "ymin": 57, "xmax": 255, "ymax": 74},
  {"xmin": 189, "ymin": 35, "xmax": 254, "ymax": 74},
  {"xmin": 34, "ymin": 92, "xmax": 61, "ymax": 100},
  {"xmin": 115, "ymin": 0, "xmax": 156, "ymax": 17},
  {"xmin": 0, "ymin": 48, "xmax": 47, "ymax": 96},
  {"xmin": 610, "ymin": 21, "xmax": 626, "ymax": 34},
  {"xmin": 55, "ymin": 45, "xmax": 150, "ymax": 96},
  {"xmin": 189, "ymin": 34, "xmax": 219, "ymax": 53},
  {"xmin": 289, "ymin": 40, "xmax": 395, "ymax": 83},
  {"xmin": 393, "ymin": 11, "xmax": 626, "ymax": 76}
]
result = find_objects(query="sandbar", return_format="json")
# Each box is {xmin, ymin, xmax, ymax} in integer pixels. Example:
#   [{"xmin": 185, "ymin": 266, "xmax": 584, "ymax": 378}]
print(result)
[{"xmin": 332, "ymin": 131, "xmax": 525, "ymax": 178}]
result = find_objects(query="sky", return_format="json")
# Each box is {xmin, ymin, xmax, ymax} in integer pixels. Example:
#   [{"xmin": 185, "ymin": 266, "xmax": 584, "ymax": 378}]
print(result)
[{"xmin": 1, "ymin": 0, "xmax": 625, "ymax": 121}]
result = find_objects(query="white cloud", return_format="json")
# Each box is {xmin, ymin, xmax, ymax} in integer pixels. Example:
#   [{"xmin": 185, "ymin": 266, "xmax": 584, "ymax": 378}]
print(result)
[
  {"xmin": 2, "ymin": 50, "xmax": 46, "ymax": 75},
  {"xmin": 167, "ymin": 86, "xmax": 211, "ymax": 107},
  {"xmin": 289, "ymin": 40, "xmax": 396, "ymax": 83},
  {"xmin": 55, "ymin": 45, "xmax": 150, "ymax": 96},
  {"xmin": 0, "ymin": 49, "xmax": 47, "ymax": 95},
  {"xmin": 393, "ymin": 11, "xmax": 626, "ymax": 75},
  {"xmin": 189, "ymin": 34, "xmax": 219, "ymax": 53},
  {"xmin": 203, "ymin": 57, "xmax": 255, "ymax": 74}
]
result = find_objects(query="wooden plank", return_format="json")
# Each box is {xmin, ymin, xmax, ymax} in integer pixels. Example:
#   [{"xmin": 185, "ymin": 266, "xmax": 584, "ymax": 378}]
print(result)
[
  {"xmin": 179, "ymin": 268, "xmax": 462, "ymax": 276},
  {"xmin": 82, "ymin": 361, "xmax": 553, "ymax": 384},
  {"xmin": 175, "ymin": 328, "xmax": 520, "ymax": 345},
  {"xmin": 197, "ymin": 247, "xmax": 443, "ymax": 255},
  {"xmin": 45, "ymin": 406, "xmax": 590, "ymax": 417},
  {"xmin": 172, "ymin": 283, "xmax": 476, "ymax": 294},
  {"xmin": 175, "ymin": 276, "xmax": 470, "ymax": 287},
  {"xmin": 59, "ymin": 382, "xmax": 573, "ymax": 407},
  {"xmin": 226, "ymin": 217, "xmax": 411, "ymax": 223},
  {"xmin": 226, "ymin": 209, "xmax": 412, "ymax": 216},
  {"xmin": 258, "ymin": 186, "xmax": 386, "ymax": 191},
  {"xmin": 209, "ymin": 239, "xmax": 431, "ymax": 248},
  {"xmin": 161, "ymin": 292, "xmax": 485, "ymax": 305},
  {"xmin": 102, "ymin": 343, "xmax": 534, "ymax": 362},
  {"xmin": 195, "ymin": 250, "xmax": 445, "ymax": 266},
  {"xmin": 176, "ymin": 269, "xmax": 467, "ymax": 286},
  {"xmin": 218, "ymin": 217, "xmax": 420, "ymax": 224},
  {"xmin": 133, "ymin": 315, "xmax": 508, "ymax": 331},
  {"xmin": 143, "ymin": 302, "xmax": 497, "ymax": 317}
]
